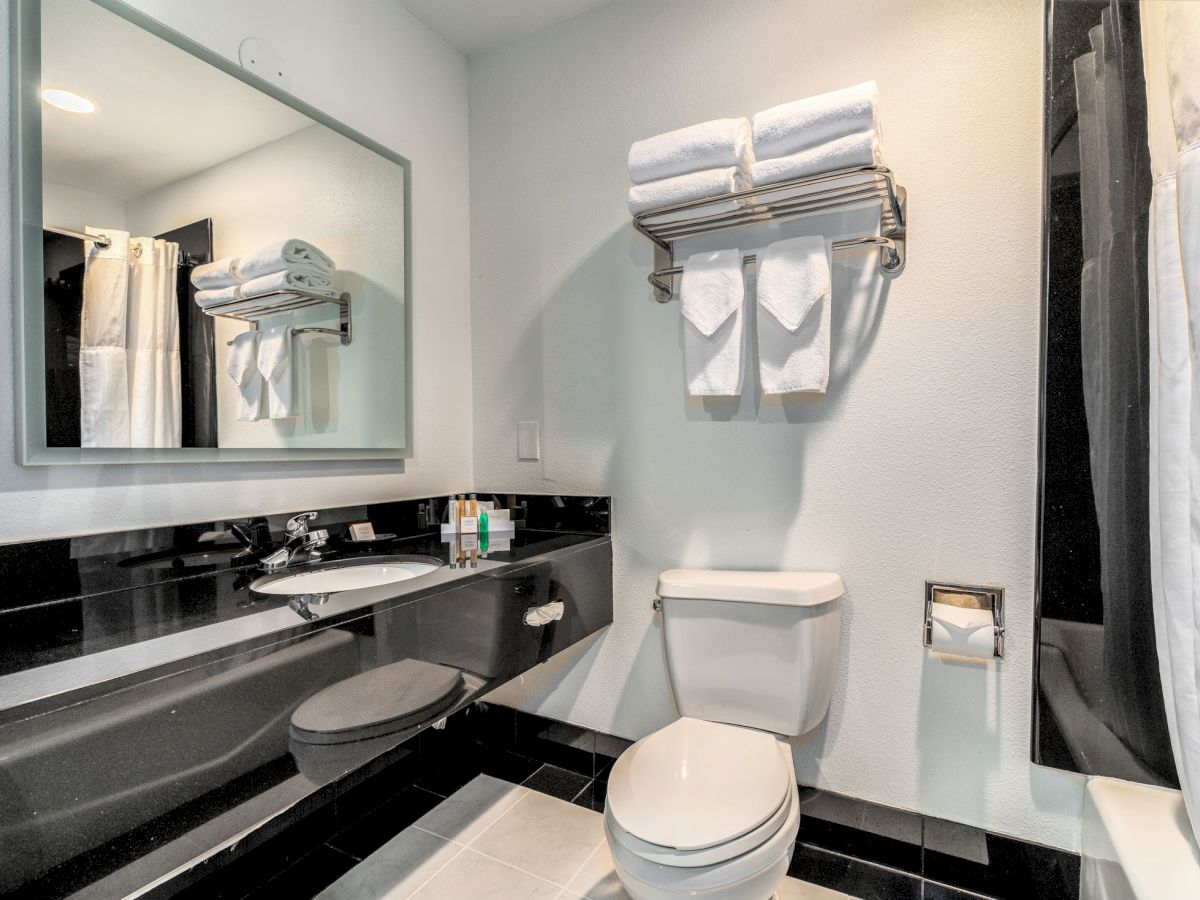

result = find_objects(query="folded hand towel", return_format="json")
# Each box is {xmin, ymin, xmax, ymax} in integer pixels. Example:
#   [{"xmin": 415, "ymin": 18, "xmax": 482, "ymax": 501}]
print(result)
[
  {"xmin": 628, "ymin": 117, "xmax": 754, "ymax": 184},
  {"xmin": 226, "ymin": 331, "xmax": 263, "ymax": 421},
  {"xmin": 190, "ymin": 257, "xmax": 241, "ymax": 290},
  {"xmin": 750, "ymin": 130, "xmax": 880, "ymax": 188},
  {"xmin": 757, "ymin": 238, "xmax": 833, "ymax": 394},
  {"xmin": 237, "ymin": 239, "xmax": 336, "ymax": 281},
  {"xmin": 240, "ymin": 268, "xmax": 337, "ymax": 299},
  {"xmin": 752, "ymin": 81, "xmax": 879, "ymax": 160},
  {"xmin": 628, "ymin": 166, "xmax": 747, "ymax": 217},
  {"xmin": 196, "ymin": 286, "xmax": 241, "ymax": 308},
  {"xmin": 680, "ymin": 248, "xmax": 745, "ymax": 396},
  {"xmin": 257, "ymin": 325, "xmax": 296, "ymax": 419}
]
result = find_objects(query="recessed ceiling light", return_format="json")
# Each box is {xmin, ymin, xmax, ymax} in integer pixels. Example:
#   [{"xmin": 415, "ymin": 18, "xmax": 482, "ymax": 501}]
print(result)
[{"xmin": 41, "ymin": 88, "xmax": 95, "ymax": 114}]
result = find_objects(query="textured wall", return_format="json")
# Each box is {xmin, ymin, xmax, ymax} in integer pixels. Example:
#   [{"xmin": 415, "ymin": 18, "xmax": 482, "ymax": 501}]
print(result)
[
  {"xmin": 470, "ymin": 0, "xmax": 1087, "ymax": 850},
  {"xmin": 0, "ymin": 0, "xmax": 472, "ymax": 540}
]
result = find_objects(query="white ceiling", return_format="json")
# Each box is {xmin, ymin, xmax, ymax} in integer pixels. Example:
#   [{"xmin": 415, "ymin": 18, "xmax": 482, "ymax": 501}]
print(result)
[
  {"xmin": 400, "ymin": 0, "xmax": 613, "ymax": 56},
  {"xmin": 41, "ymin": 0, "xmax": 313, "ymax": 202}
]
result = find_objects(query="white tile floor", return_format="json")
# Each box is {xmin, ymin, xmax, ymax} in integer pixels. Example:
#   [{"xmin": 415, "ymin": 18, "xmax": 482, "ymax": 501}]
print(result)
[{"xmin": 317, "ymin": 774, "xmax": 849, "ymax": 900}]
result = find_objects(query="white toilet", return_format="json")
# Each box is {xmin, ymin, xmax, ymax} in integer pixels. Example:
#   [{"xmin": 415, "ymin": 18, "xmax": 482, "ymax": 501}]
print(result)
[{"xmin": 604, "ymin": 569, "xmax": 843, "ymax": 900}]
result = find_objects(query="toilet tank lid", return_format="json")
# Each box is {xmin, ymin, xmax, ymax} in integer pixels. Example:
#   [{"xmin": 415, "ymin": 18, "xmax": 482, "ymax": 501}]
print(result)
[{"xmin": 657, "ymin": 570, "xmax": 844, "ymax": 606}]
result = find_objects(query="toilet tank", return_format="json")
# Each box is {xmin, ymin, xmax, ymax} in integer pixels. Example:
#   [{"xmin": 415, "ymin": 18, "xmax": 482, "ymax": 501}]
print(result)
[{"xmin": 657, "ymin": 569, "xmax": 843, "ymax": 737}]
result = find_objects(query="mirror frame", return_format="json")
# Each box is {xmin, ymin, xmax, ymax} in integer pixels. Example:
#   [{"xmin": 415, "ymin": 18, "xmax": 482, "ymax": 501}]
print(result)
[{"xmin": 10, "ymin": 0, "xmax": 413, "ymax": 464}]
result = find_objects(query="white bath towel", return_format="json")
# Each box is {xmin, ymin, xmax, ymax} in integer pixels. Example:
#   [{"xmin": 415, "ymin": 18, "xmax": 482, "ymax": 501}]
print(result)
[
  {"xmin": 195, "ymin": 285, "xmax": 241, "ymax": 308},
  {"xmin": 750, "ymin": 130, "xmax": 881, "ymax": 188},
  {"xmin": 757, "ymin": 238, "xmax": 833, "ymax": 394},
  {"xmin": 80, "ymin": 227, "xmax": 131, "ymax": 447},
  {"xmin": 226, "ymin": 330, "xmax": 263, "ymax": 421},
  {"xmin": 190, "ymin": 257, "xmax": 241, "ymax": 290},
  {"xmin": 257, "ymin": 325, "xmax": 297, "ymax": 419},
  {"xmin": 752, "ymin": 81, "xmax": 880, "ymax": 160},
  {"xmin": 237, "ymin": 239, "xmax": 335, "ymax": 281},
  {"xmin": 240, "ymin": 268, "xmax": 337, "ymax": 299},
  {"xmin": 628, "ymin": 117, "xmax": 754, "ymax": 184},
  {"xmin": 680, "ymin": 248, "xmax": 745, "ymax": 396},
  {"xmin": 628, "ymin": 166, "xmax": 748, "ymax": 217}
]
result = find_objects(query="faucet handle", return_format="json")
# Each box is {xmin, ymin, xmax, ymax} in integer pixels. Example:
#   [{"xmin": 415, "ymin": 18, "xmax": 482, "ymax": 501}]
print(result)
[{"xmin": 286, "ymin": 512, "xmax": 318, "ymax": 536}]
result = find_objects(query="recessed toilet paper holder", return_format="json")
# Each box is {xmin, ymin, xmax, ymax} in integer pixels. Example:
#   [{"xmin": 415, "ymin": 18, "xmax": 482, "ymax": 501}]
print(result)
[{"xmin": 923, "ymin": 581, "xmax": 1005, "ymax": 659}]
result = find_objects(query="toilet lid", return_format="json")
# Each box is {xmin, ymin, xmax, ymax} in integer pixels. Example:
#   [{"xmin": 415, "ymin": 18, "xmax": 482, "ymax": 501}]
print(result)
[{"xmin": 606, "ymin": 718, "xmax": 792, "ymax": 850}]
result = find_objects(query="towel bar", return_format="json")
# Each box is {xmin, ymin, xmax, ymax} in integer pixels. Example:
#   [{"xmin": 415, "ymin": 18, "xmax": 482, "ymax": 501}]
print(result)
[
  {"xmin": 211, "ymin": 290, "xmax": 352, "ymax": 346},
  {"xmin": 632, "ymin": 164, "xmax": 906, "ymax": 302}
]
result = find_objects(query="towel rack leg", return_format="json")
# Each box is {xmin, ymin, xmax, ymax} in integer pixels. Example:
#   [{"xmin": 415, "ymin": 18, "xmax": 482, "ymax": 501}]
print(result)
[{"xmin": 650, "ymin": 244, "xmax": 674, "ymax": 302}]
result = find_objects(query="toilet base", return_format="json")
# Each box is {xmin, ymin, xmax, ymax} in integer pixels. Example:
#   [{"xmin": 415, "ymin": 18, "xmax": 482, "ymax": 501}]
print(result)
[{"xmin": 611, "ymin": 844, "xmax": 794, "ymax": 900}]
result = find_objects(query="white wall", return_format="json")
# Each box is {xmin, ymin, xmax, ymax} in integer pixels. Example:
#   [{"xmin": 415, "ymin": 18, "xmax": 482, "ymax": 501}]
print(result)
[
  {"xmin": 0, "ymin": 0, "xmax": 472, "ymax": 541},
  {"xmin": 470, "ymin": 0, "xmax": 1087, "ymax": 850},
  {"xmin": 128, "ymin": 125, "xmax": 407, "ymax": 449},
  {"xmin": 42, "ymin": 181, "xmax": 127, "ymax": 230}
]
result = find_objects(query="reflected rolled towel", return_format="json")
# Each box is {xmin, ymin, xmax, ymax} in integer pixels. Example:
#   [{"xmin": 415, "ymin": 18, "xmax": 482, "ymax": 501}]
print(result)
[
  {"xmin": 240, "ymin": 268, "xmax": 337, "ymax": 299},
  {"xmin": 237, "ymin": 239, "xmax": 336, "ymax": 281},
  {"xmin": 190, "ymin": 256, "xmax": 241, "ymax": 290},
  {"xmin": 749, "ymin": 130, "xmax": 881, "ymax": 188},
  {"xmin": 195, "ymin": 285, "xmax": 240, "ymax": 308}
]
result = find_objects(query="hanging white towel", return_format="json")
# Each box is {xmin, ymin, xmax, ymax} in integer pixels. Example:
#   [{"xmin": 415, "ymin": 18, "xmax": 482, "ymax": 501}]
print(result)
[
  {"xmin": 628, "ymin": 167, "xmax": 747, "ymax": 217},
  {"xmin": 190, "ymin": 257, "xmax": 241, "ymax": 290},
  {"xmin": 127, "ymin": 237, "xmax": 182, "ymax": 447},
  {"xmin": 757, "ymin": 238, "xmax": 833, "ymax": 394},
  {"xmin": 751, "ymin": 81, "xmax": 880, "ymax": 160},
  {"xmin": 750, "ymin": 130, "xmax": 881, "ymax": 188},
  {"xmin": 237, "ymin": 239, "xmax": 335, "ymax": 281},
  {"xmin": 240, "ymin": 268, "xmax": 337, "ymax": 299},
  {"xmin": 680, "ymin": 248, "xmax": 745, "ymax": 396},
  {"xmin": 80, "ymin": 227, "xmax": 131, "ymax": 447},
  {"xmin": 257, "ymin": 325, "xmax": 297, "ymax": 419},
  {"xmin": 627, "ymin": 117, "xmax": 754, "ymax": 184},
  {"xmin": 227, "ymin": 330, "xmax": 263, "ymax": 422}
]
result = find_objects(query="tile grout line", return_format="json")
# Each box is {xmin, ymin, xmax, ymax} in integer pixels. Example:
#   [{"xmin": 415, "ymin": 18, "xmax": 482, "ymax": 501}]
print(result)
[{"xmin": 396, "ymin": 834, "xmax": 468, "ymax": 899}]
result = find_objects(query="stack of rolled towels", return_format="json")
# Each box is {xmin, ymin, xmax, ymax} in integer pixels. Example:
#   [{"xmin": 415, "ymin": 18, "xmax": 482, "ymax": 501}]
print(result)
[
  {"xmin": 749, "ymin": 81, "xmax": 882, "ymax": 192},
  {"xmin": 189, "ymin": 239, "xmax": 338, "ymax": 311},
  {"xmin": 626, "ymin": 117, "xmax": 754, "ymax": 222}
]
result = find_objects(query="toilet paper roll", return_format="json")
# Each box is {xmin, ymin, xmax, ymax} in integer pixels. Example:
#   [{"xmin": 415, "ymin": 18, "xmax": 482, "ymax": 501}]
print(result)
[{"xmin": 929, "ymin": 601, "xmax": 995, "ymax": 659}]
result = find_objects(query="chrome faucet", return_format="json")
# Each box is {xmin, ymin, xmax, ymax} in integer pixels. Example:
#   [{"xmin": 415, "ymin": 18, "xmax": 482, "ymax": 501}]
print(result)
[{"xmin": 259, "ymin": 512, "xmax": 329, "ymax": 572}]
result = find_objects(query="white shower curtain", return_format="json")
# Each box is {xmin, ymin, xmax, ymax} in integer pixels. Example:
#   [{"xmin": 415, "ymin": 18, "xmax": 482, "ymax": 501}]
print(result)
[
  {"xmin": 1142, "ymin": 0, "xmax": 1200, "ymax": 841},
  {"xmin": 80, "ymin": 229, "xmax": 181, "ymax": 448}
]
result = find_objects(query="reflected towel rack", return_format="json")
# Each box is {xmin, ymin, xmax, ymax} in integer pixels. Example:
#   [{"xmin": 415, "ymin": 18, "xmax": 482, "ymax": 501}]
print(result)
[
  {"xmin": 632, "ymin": 164, "xmax": 906, "ymax": 302},
  {"xmin": 211, "ymin": 290, "xmax": 352, "ymax": 346}
]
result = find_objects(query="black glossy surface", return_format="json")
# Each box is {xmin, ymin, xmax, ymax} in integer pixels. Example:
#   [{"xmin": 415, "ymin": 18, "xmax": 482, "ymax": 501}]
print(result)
[
  {"xmin": 1035, "ymin": 0, "xmax": 1176, "ymax": 787},
  {"xmin": 788, "ymin": 843, "xmax": 923, "ymax": 900},
  {"xmin": 0, "ymin": 513, "xmax": 611, "ymax": 897}
]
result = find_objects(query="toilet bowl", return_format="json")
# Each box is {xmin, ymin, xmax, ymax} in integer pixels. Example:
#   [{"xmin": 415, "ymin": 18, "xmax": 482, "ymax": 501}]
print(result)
[
  {"xmin": 604, "ymin": 718, "xmax": 800, "ymax": 900},
  {"xmin": 602, "ymin": 569, "xmax": 843, "ymax": 900}
]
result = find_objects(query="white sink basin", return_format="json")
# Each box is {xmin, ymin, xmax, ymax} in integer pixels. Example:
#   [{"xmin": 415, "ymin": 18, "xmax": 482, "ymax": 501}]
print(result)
[{"xmin": 252, "ymin": 559, "xmax": 441, "ymax": 596}]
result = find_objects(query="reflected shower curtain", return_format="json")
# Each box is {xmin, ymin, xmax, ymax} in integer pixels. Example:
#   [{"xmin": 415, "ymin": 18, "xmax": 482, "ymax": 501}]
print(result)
[
  {"xmin": 1142, "ymin": 0, "xmax": 1200, "ymax": 841},
  {"xmin": 80, "ymin": 229, "xmax": 181, "ymax": 447}
]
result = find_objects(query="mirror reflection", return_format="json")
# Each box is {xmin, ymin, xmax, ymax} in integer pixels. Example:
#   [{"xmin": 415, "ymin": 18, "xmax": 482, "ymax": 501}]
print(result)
[{"xmin": 38, "ymin": 0, "xmax": 408, "ymax": 452}]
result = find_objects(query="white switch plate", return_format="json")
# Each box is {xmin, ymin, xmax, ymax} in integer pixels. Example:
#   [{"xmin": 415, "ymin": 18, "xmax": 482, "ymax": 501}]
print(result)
[{"xmin": 518, "ymin": 421, "xmax": 540, "ymax": 460}]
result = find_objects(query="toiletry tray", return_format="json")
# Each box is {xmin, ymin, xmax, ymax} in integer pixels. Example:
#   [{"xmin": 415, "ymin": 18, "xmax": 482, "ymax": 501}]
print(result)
[
  {"xmin": 632, "ymin": 164, "xmax": 906, "ymax": 302},
  {"xmin": 207, "ymin": 289, "xmax": 352, "ymax": 346}
]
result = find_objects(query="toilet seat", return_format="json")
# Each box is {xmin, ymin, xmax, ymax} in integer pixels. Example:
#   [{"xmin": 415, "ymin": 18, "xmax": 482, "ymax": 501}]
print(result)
[
  {"xmin": 607, "ymin": 717, "xmax": 793, "ymax": 851},
  {"xmin": 605, "ymin": 744, "xmax": 794, "ymax": 867}
]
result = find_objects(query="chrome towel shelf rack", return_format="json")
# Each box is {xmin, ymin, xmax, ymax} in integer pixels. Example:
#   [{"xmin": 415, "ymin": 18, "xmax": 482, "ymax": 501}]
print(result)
[
  {"xmin": 209, "ymin": 290, "xmax": 352, "ymax": 346},
  {"xmin": 632, "ymin": 164, "xmax": 906, "ymax": 302}
]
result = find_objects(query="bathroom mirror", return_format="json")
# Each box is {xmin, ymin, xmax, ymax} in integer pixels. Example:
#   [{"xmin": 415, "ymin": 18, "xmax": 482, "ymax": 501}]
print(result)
[
  {"xmin": 13, "ymin": 0, "xmax": 411, "ymax": 463},
  {"xmin": 1033, "ymin": 0, "xmax": 1177, "ymax": 788}
]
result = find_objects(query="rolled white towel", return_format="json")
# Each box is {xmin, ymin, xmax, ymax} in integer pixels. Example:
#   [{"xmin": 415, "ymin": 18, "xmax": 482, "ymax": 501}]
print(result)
[
  {"xmin": 191, "ymin": 257, "xmax": 241, "ymax": 290},
  {"xmin": 237, "ymin": 239, "xmax": 335, "ymax": 281},
  {"xmin": 240, "ymin": 268, "xmax": 337, "ymax": 299},
  {"xmin": 752, "ymin": 81, "xmax": 879, "ymax": 160},
  {"xmin": 628, "ymin": 117, "xmax": 753, "ymax": 184},
  {"xmin": 628, "ymin": 166, "xmax": 747, "ymax": 217},
  {"xmin": 195, "ymin": 285, "xmax": 241, "ymax": 308},
  {"xmin": 750, "ymin": 131, "xmax": 880, "ymax": 188}
]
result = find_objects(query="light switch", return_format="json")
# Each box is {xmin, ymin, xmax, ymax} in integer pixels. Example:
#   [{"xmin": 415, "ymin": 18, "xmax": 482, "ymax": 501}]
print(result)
[{"xmin": 518, "ymin": 421, "xmax": 540, "ymax": 460}]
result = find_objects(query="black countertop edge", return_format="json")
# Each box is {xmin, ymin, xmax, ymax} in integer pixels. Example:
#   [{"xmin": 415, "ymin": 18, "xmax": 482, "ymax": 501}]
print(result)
[{"xmin": 0, "ymin": 534, "xmax": 611, "ymax": 729}]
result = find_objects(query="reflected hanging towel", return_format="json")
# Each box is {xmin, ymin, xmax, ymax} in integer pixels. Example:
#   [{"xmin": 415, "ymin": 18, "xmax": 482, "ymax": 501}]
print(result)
[
  {"xmin": 257, "ymin": 325, "xmax": 297, "ymax": 419},
  {"xmin": 80, "ymin": 227, "xmax": 131, "ymax": 447},
  {"xmin": 226, "ymin": 331, "xmax": 263, "ymax": 422}
]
